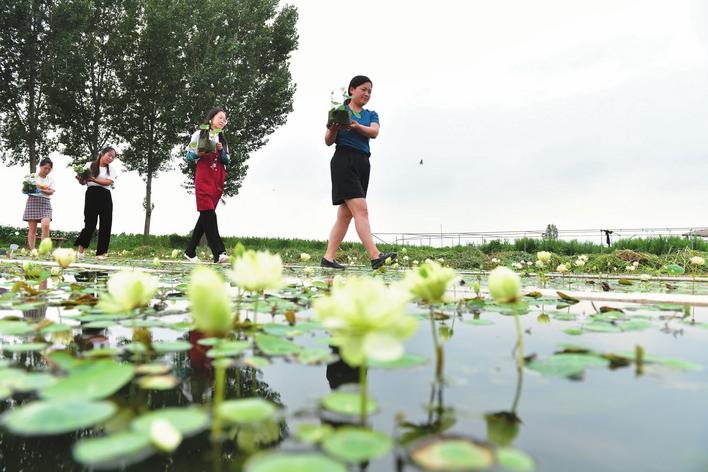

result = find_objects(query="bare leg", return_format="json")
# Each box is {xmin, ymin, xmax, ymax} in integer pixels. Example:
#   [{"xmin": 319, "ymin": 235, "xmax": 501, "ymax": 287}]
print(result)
[
  {"xmin": 324, "ymin": 205, "xmax": 353, "ymax": 261},
  {"xmin": 344, "ymin": 198, "xmax": 380, "ymax": 259},
  {"xmin": 40, "ymin": 218, "xmax": 50, "ymax": 241},
  {"xmin": 27, "ymin": 221, "xmax": 37, "ymax": 249}
]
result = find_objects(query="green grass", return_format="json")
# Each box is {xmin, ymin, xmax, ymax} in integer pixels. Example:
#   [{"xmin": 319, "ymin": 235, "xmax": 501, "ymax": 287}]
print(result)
[{"xmin": 1, "ymin": 225, "xmax": 707, "ymax": 273}]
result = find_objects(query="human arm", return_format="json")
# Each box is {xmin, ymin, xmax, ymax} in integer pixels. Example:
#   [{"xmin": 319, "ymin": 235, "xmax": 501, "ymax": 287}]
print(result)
[
  {"xmin": 348, "ymin": 121, "xmax": 379, "ymax": 139},
  {"xmin": 217, "ymin": 142, "xmax": 229, "ymax": 165},
  {"xmin": 325, "ymin": 123, "xmax": 341, "ymax": 146}
]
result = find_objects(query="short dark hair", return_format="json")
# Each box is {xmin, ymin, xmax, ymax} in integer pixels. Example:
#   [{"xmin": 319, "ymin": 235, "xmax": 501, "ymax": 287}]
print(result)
[
  {"xmin": 348, "ymin": 75, "xmax": 372, "ymax": 95},
  {"xmin": 39, "ymin": 158, "xmax": 53, "ymax": 168}
]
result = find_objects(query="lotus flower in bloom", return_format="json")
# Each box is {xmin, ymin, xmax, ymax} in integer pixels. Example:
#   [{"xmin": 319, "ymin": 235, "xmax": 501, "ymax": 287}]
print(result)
[
  {"xmin": 228, "ymin": 250, "xmax": 283, "ymax": 292},
  {"xmin": 53, "ymin": 248, "xmax": 76, "ymax": 268},
  {"xmin": 99, "ymin": 270, "xmax": 158, "ymax": 313},
  {"xmin": 537, "ymin": 251, "xmax": 552, "ymax": 263},
  {"xmin": 300, "ymin": 253, "xmax": 311, "ymax": 262},
  {"xmin": 314, "ymin": 277, "xmax": 416, "ymax": 366},
  {"xmin": 557, "ymin": 264, "xmax": 569, "ymax": 274},
  {"xmin": 690, "ymin": 256, "xmax": 705, "ymax": 266},
  {"xmin": 404, "ymin": 261, "xmax": 458, "ymax": 304}
]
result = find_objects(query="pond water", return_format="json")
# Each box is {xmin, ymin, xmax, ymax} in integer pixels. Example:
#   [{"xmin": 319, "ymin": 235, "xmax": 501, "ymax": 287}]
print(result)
[{"xmin": 1, "ymin": 262, "xmax": 707, "ymax": 471}]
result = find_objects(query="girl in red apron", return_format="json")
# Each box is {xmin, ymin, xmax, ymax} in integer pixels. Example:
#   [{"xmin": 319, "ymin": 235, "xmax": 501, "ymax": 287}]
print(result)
[{"xmin": 184, "ymin": 108, "xmax": 230, "ymax": 264}]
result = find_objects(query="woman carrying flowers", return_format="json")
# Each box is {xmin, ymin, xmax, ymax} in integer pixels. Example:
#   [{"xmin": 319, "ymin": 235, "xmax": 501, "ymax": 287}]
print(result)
[
  {"xmin": 74, "ymin": 147, "xmax": 120, "ymax": 260},
  {"xmin": 184, "ymin": 107, "xmax": 230, "ymax": 264},
  {"xmin": 322, "ymin": 75, "xmax": 396, "ymax": 270},
  {"xmin": 22, "ymin": 158, "xmax": 55, "ymax": 249}
]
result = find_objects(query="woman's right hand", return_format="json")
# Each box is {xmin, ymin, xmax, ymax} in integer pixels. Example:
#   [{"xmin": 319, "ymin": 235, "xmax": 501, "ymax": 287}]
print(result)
[{"xmin": 76, "ymin": 175, "xmax": 86, "ymax": 185}]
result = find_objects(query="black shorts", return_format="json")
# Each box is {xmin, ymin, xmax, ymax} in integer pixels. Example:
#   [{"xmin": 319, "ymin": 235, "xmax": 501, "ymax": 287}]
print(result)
[{"xmin": 330, "ymin": 145, "xmax": 371, "ymax": 205}]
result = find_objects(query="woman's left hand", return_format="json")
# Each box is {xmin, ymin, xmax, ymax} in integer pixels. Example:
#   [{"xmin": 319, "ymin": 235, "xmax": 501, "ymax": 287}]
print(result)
[{"xmin": 347, "ymin": 120, "xmax": 359, "ymax": 131}]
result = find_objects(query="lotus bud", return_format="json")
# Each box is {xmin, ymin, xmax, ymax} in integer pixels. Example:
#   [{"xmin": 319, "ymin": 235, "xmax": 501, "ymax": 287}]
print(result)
[
  {"xmin": 488, "ymin": 267, "xmax": 521, "ymax": 304},
  {"xmin": 38, "ymin": 238, "xmax": 53, "ymax": 256},
  {"xmin": 188, "ymin": 267, "xmax": 234, "ymax": 336}
]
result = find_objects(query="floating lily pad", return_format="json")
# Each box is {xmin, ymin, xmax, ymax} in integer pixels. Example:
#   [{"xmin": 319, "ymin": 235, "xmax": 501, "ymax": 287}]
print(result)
[
  {"xmin": 322, "ymin": 427, "xmax": 392, "ymax": 463},
  {"xmin": 207, "ymin": 340, "xmax": 250, "ymax": 358},
  {"xmin": 197, "ymin": 337, "xmax": 221, "ymax": 346},
  {"xmin": 294, "ymin": 423, "xmax": 334, "ymax": 444},
  {"xmin": 245, "ymin": 452, "xmax": 347, "ymax": 472},
  {"xmin": 496, "ymin": 447, "xmax": 535, "ymax": 471},
  {"xmin": 218, "ymin": 398, "xmax": 277, "ymax": 424},
  {"xmin": 131, "ymin": 407, "xmax": 209, "ymax": 437},
  {"xmin": 254, "ymin": 333, "xmax": 302, "ymax": 356},
  {"xmin": 563, "ymin": 328, "xmax": 583, "ymax": 336},
  {"xmin": 615, "ymin": 352, "xmax": 703, "ymax": 371},
  {"xmin": 0, "ymin": 320, "xmax": 34, "ymax": 336},
  {"xmin": 368, "ymin": 353, "xmax": 429, "ymax": 369},
  {"xmin": 464, "ymin": 319, "xmax": 495, "ymax": 326},
  {"xmin": 73, "ymin": 431, "xmax": 153, "ymax": 468},
  {"xmin": 322, "ymin": 391, "xmax": 377, "ymax": 416},
  {"xmin": 2, "ymin": 399, "xmax": 117, "ymax": 435},
  {"xmin": 4, "ymin": 342, "xmax": 48, "ymax": 353},
  {"xmin": 137, "ymin": 375, "xmax": 179, "ymax": 390},
  {"xmin": 410, "ymin": 437, "xmax": 494, "ymax": 471},
  {"xmin": 135, "ymin": 364, "xmax": 171, "ymax": 375},
  {"xmin": 40, "ymin": 323, "xmax": 73, "ymax": 334},
  {"xmin": 582, "ymin": 322, "xmax": 621, "ymax": 333},
  {"xmin": 617, "ymin": 320, "xmax": 654, "ymax": 332},
  {"xmin": 550, "ymin": 312, "xmax": 577, "ymax": 321},
  {"xmin": 11, "ymin": 372, "xmax": 58, "ymax": 392},
  {"xmin": 83, "ymin": 348, "xmax": 120, "ymax": 358},
  {"xmin": 152, "ymin": 341, "xmax": 192, "ymax": 353},
  {"xmin": 296, "ymin": 348, "xmax": 337, "ymax": 365},
  {"xmin": 527, "ymin": 354, "xmax": 609, "ymax": 377},
  {"xmin": 40, "ymin": 360, "xmax": 134, "ymax": 400}
]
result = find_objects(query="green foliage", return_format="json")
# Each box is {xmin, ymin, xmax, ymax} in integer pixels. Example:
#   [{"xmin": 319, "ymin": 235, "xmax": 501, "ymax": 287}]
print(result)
[
  {"xmin": 46, "ymin": 0, "xmax": 129, "ymax": 161},
  {"xmin": 178, "ymin": 0, "xmax": 299, "ymax": 198},
  {"xmin": 0, "ymin": 0, "xmax": 58, "ymax": 172}
]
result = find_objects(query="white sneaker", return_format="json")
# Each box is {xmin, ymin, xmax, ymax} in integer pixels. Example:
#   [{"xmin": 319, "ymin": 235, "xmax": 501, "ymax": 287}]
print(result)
[
  {"xmin": 184, "ymin": 252, "xmax": 200, "ymax": 263},
  {"xmin": 217, "ymin": 253, "xmax": 230, "ymax": 264}
]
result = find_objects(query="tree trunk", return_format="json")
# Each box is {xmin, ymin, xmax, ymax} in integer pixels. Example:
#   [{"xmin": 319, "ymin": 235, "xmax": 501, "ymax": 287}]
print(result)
[{"xmin": 143, "ymin": 172, "xmax": 153, "ymax": 241}]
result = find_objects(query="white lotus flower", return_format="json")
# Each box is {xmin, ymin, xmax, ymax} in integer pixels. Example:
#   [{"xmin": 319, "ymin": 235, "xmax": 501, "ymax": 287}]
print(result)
[
  {"xmin": 537, "ymin": 251, "xmax": 552, "ymax": 263},
  {"xmin": 314, "ymin": 277, "xmax": 416, "ymax": 366},
  {"xmin": 53, "ymin": 248, "xmax": 76, "ymax": 268},
  {"xmin": 99, "ymin": 270, "xmax": 158, "ymax": 313},
  {"xmin": 690, "ymin": 256, "xmax": 705, "ymax": 266},
  {"xmin": 556, "ymin": 264, "xmax": 569, "ymax": 274},
  {"xmin": 228, "ymin": 250, "xmax": 283, "ymax": 292},
  {"xmin": 300, "ymin": 253, "xmax": 311, "ymax": 262},
  {"xmin": 488, "ymin": 267, "xmax": 521, "ymax": 304}
]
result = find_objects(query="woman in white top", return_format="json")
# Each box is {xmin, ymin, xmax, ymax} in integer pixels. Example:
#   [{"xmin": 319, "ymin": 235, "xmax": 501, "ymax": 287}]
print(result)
[
  {"xmin": 74, "ymin": 147, "xmax": 119, "ymax": 260},
  {"xmin": 22, "ymin": 158, "xmax": 56, "ymax": 249}
]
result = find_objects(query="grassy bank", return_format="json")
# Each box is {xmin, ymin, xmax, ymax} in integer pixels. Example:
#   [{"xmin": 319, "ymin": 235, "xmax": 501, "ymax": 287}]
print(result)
[{"xmin": 1, "ymin": 224, "xmax": 707, "ymax": 274}]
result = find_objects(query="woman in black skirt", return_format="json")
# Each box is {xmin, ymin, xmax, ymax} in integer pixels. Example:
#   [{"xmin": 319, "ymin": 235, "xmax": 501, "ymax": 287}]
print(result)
[
  {"xmin": 322, "ymin": 75, "xmax": 396, "ymax": 270},
  {"xmin": 74, "ymin": 147, "xmax": 119, "ymax": 260},
  {"xmin": 22, "ymin": 158, "xmax": 56, "ymax": 249}
]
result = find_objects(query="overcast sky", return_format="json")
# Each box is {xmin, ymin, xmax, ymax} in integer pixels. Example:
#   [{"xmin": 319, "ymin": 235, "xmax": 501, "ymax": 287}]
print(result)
[{"xmin": 2, "ymin": 0, "xmax": 707, "ymax": 244}]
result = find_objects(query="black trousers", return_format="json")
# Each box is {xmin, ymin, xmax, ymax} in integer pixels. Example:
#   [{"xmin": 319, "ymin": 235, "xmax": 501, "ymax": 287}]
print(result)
[
  {"xmin": 185, "ymin": 210, "xmax": 225, "ymax": 262},
  {"xmin": 74, "ymin": 186, "xmax": 113, "ymax": 255}
]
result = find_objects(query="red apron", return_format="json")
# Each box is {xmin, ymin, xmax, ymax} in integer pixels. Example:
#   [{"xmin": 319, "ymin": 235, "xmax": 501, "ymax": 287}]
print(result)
[{"xmin": 194, "ymin": 151, "xmax": 226, "ymax": 211}]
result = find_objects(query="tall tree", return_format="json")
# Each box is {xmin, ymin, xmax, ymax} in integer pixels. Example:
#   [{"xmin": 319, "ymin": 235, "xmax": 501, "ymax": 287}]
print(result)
[
  {"xmin": 117, "ymin": 0, "xmax": 186, "ymax": 238},
  {"xmin": 179, "ymin": 0, "xmax": 299, "ymax": 198},
  {"xmin": 0, "ymin": 0, "xmax": 58, "ymax": 173},
  {"xmin": 46, "ymin": 0, "xmax": 128, "ymax": 162}
]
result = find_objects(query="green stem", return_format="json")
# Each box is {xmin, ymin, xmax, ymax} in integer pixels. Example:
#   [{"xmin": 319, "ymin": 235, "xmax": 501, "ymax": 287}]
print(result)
[
  {"xmin": 359, "ymin": 362, "xmax": 368, "ymax": 427},
  {"xmin": 430, "ymin": 306, "xmax": 443, "ymax": 382},
  {"xmin": 511, "ymin": 308, "xmax": 525, "ymax": 413},
  {"xmin": 513, "ymin": 308, "xmax": 524, "ymax": 370},
  {"xmin": 211, "ymin": 360, "xmax": 226, "ymax": 441},
  {"xmin": 235, "ymin": 290, "xmax": 242, "ymax": 325}
]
